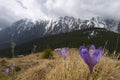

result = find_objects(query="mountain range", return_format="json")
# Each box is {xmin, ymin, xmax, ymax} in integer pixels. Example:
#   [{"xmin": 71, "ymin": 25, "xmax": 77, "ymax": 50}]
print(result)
[{"xmin": 0, "ymin": 16, "xmax": 120, "ymax": 49}]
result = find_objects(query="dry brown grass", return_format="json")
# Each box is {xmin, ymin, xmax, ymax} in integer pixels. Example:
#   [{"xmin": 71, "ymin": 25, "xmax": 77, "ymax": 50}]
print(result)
[{"xmin": 0, "ymin": 48, "xmax": 120, "ymax": 80}]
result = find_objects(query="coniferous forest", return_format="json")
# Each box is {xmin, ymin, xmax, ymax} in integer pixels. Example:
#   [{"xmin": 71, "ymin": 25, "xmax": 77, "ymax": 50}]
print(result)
[{"xmin": 0, "ymin": 28, "xmax": 120, "ymax": 57}]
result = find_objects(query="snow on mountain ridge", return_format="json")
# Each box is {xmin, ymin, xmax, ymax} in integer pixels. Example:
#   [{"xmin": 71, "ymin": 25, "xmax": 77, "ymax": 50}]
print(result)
[
  {"xmin": 0, "ymin": 16, "xmax": 120, "ymax": 49},
  {"xmin": 9, "ymin": 16, "xmax": 120, "ymax": 36}
]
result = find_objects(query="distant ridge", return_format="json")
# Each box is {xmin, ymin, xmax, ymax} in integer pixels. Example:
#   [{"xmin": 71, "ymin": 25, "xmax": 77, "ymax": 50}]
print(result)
[{"xmin": 0, "ymin": 28, "xmax": 120, "ymax": 57}]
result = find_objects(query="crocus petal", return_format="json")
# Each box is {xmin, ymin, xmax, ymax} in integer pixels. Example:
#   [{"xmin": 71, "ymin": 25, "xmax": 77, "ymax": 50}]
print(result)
[
  {"xmin": 89, "ymin": 45, "xmax": 96, "ymax": 54},
  {"xmin": 63, "ymin": 48, "xmax": 69, "ymax": 56},
  {"xmin": 58, "ymin": 49, "xmax": 65, "ymax": 56},
  {"xmin": 92, "ymin": 47, "xmax": 103, "ymax": 63},
  {"xmin": 89, "ymin": 45, "xmax": 95, "ymax": 50},
  {"xmin": 91, "ymin": 56, "xmax": 99, "ymax": 67},
  {"xmin": 79, "ymin": 46, "xmax": 91, "ymax": 66},
  {"xmin": 63, "ymin": 48, "xmax": 69, "ymax": 59},
  {"xmin": 65, "ymin": 48, "xmax": 69, "ymax": 55}
]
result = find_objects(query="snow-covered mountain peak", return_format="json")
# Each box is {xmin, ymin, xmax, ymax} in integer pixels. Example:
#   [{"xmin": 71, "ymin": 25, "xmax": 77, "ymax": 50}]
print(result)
[
  {"xmin": 9, "ymin": 16, "xmax": 120, "ymax": 35},
  {"xmin": 0, "ymin": 16, "xmax": 120, "ymax": 49}
]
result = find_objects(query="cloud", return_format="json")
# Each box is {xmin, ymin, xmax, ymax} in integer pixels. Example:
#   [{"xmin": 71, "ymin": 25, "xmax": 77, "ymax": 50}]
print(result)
[
  {"xmin": 16, "ymin": 0, "xmax": 28, "ymax": 9},
  {"xmin": 0, "ymin": 0, "xmax": 120, "ymax": 28},
  {"xmin": 45, "ymin": 0, "xmax": 120, "ymax": 19}
]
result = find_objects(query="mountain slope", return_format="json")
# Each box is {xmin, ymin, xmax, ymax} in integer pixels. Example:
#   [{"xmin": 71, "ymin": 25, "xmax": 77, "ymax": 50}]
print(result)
[
  {"xmin": 0, "ymin": 16, "xmax": 120, "ymax": 50},
  {"xmin": 0, "ymin": 28, "xmax": 120, "ymax": 57}
]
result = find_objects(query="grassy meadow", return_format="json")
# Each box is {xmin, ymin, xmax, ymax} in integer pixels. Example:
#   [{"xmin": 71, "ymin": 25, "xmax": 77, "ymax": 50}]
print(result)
[{"xmin": 0, "ymin": 48, "xmax": 120, "ymax": 80}]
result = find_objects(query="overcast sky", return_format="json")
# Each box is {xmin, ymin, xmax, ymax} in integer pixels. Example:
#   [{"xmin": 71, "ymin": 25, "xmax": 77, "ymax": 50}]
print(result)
[{"xmin": 0, "ymin": 0, "xmax": 120, "ymax": 28}]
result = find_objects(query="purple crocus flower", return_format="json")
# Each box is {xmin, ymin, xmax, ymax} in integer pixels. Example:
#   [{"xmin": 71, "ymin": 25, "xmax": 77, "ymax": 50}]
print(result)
[
  {"xmin": 10, "ymin": 63, "xmax": 16, "ymax": 70},
  {"xmin": 4, "ymin": 68, "xmax": 9, "ymax": 74},
  {"xmin": 12, "ymin": 63, "xmax": 16, "ymax": 67},
  {"xmin": 79, "ymin": 45, "xmax": 103, "ymax": 74},
  {"xmin": 58, "ymin": 48, "xmax": 69, "ymax": 60}
]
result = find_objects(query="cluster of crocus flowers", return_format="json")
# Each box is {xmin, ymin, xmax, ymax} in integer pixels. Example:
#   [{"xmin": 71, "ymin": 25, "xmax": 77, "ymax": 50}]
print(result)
[
  {"xmin": 4, "ymin": 63, "xmax": 16, "ymax": 74},
  {"xmin": 79, "ymin": 45, "xmax": 103, "ymax": 74},
  {"xmin": 58, "ymin": 47, "xmax": 69, "ymax": 60}
]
